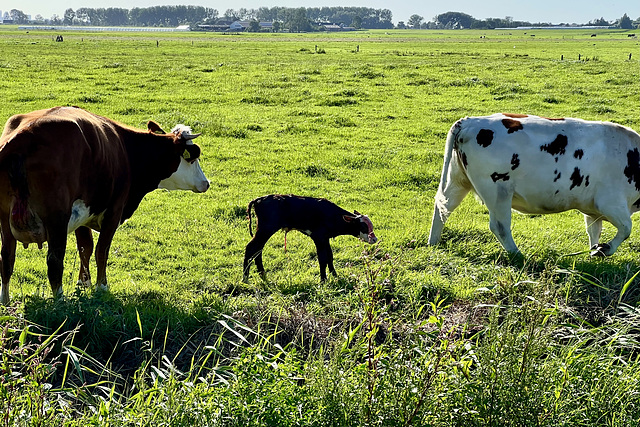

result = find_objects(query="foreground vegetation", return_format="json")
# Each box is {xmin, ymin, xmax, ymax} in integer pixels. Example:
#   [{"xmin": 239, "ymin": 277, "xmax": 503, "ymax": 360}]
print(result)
[{"xmin": 0, "ymin": 27, "xmax": 639, "ymax": 425}]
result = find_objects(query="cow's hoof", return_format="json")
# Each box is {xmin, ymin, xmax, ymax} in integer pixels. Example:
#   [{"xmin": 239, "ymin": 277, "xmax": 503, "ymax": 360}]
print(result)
[{"xmin": 590, "ymin": 243, "xmax": 611, "ymax": 257}]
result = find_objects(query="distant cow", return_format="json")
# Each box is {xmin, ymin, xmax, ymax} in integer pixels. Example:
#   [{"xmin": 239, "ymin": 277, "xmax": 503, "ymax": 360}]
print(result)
[
  {"xmin": 0, "ymin": 106, "xmax": 210, "ymax": 304},
  {"xmin": 243, "ymin": 194, "xmax": 377, "ymax": 282},
  {"xmin": 428, "ymin": 113, "xmax": 640, "ymax": 256}
]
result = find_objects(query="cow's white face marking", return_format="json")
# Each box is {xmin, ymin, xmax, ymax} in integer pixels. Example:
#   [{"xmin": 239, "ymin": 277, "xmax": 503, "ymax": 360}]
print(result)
[
  {"xmin": 67, "ymin": 200, "xmax": 104, "ymax": 233},
  {"xmin": 158, "ymin": 157, "xmax": 210, "ymax": 193}
]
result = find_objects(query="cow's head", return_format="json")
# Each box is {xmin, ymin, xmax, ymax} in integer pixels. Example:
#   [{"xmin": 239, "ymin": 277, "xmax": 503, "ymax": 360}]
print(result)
[
  {"xmin": 344, "ymin": 211, "xmax": 377, "ymax": 244},
  {"xmin": 151, "ymin": 122, "xmax": 210, "ymax": 193}
]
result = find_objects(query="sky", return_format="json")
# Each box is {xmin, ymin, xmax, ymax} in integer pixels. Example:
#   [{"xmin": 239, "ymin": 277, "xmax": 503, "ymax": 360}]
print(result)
[{"xmin": 1, "ymin": 0, "xmax": 639, "ymax": 25}]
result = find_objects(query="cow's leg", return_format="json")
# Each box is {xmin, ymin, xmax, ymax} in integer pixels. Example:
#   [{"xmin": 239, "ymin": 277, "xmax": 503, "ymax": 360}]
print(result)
[
  {"xmin": 428, "ymin": 168, "xmax": 471, "ymax": 246},
  {"xmin": 0, "ymin": 218, "xmax": 17, "ymax": 305},
  {"xmin": 483, "ymin": 184, "xmax": 520, "ymax": 254},
  {"xmin": 94, "ymin": 218, "xmax": 119, "ymax": 291},
  {"xmin": 75, "ymin": 226, "xmax": 93, "ymax": 286},
  {"xmin": 590, "ymin": 203, "xmax": 632, "ymax": 257},
  {"xmin": 243, "ymin": 228, "xmax": 276, "ymax": 282},
  {"xmin": 46, "ymin": 222, "xmax": 68, "ymax": 299},
  {"xmin": 583, "ymin": 214, "xmax": 603, "ymax": 249},
  {"xmin": 313, "ymin": 239, "xmax": 333, "ymax": 281}
]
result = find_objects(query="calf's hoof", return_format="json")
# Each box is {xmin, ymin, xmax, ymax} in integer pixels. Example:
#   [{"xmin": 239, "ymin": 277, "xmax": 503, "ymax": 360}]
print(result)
[{"xmin": 590, "ymin": 243, "xmax": 611, "ymax": 257}]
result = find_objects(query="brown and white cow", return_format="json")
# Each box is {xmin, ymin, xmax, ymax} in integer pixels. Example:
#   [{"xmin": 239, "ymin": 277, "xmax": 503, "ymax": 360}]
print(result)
[
  {"xmin": 0, "ymin": 106, "xmax": 210, "ymax": 304},
  {"xmin": 429, "ymin": 113, "xmax": 640, "ymax": 256}
]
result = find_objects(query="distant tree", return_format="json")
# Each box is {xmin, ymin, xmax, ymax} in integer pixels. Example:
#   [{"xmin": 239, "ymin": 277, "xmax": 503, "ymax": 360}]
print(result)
[
  {"xmin": 352, "ymin": 15, "xmax": 362, "ymax": 29},
  {"xmin": 408, "ymin": 14, "xmax": 423, "ymax": 28},
  {"xmin": 436, "ymin": 11, "xmax": 474, "ymax": 29},
  {"xmin": 248, "ymin": 19, "xmax": 260, "ymax": 32},
  {"xmin": 589, "ymin": 17, "xmax": 610, "ymax": 26},
  {"xmin": 288, "ymin": 8, "xmax": 311, "ymax": 32},
  {"xmin": 50, "ymin": 14, "xmax": 62, "ymax": 24},
  {"xmin": 63, "ymin": 8, "xmax": 75, "ymax": 25},
  {"xmin": 619, "ymin": 13, "xmax": 633, "ymax": 29},
  {"xmin": 224, "ymin": 9, "xmax": 240, "ymax": 21},
  {"xmin": 396, "ymin": 21, "xmax": 406, "ymax": 29},
  {"xmin": 272, "ymin": 21, "xmax": 281, "ymax": 32},
  {"xmin": 34, "ymin": 14, "xmax": 45, "ymax": 23},
  {"xmin": 10, "ymin": 9, "xmax": 29, "ymax": 24}
]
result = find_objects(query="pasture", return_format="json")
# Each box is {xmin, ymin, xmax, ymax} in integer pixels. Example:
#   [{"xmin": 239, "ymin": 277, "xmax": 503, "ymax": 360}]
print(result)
[{"xmin": 1, "ymin": 27, "xmax": 640, "ymax": 425}]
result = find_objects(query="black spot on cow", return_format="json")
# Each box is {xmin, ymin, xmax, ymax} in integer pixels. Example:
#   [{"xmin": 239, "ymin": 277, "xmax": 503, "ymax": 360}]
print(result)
[
  {"xmin": 585, "ymin": 176, "xmax": 589, "ymax": 187},
  {"xmin": 540, "ymin": 134, "xmax": 568, "ymax": 157},
  {"xmin": 554, "ymin": 190, "xmax": 559, "ymax": 194},
  {"xmin": 490, "ymin": 172, "xmax": 510, "ymax": 182},
  {"xmin": 460, "ymin": 151, "xmax": 468, "ymax": 168},
  {"xmin": 501, "ymin": 118, "xmax": 523, "ymax": 134},
  {"xmin": 624, "ymin": 148, "xmax": 640, "ymax": 191},
  {"xmin": 510, "ymin": 153, "xmax": 520, "ymax": 170},
  {"xmin": 569, "ymin": 167, "xmax": 584, "ymax": 190},
  {"xmin": 476, "ymin": 129, "xmax": 494, "ymax": 147},
  {"xmin": 553, "ymin": 170, "xmax": 561, "ymax": 182},
  {"xmin": 574, "ymin": 149, "xmax": 584, "ymax": 159}
]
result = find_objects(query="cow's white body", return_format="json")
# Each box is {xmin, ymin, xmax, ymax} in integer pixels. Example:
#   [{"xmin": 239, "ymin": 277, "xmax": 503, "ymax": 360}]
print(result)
[{"xmin": 428, "ymin": 113, "xmax": 640, "ymax": 256}]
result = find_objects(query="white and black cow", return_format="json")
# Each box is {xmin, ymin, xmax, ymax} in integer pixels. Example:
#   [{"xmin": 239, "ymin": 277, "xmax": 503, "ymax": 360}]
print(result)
[
  {"xmin": 428, "ymin": 113, "xmax": 640, "ymax": 256},
  {"xmin": 0, "ymin": 106, "xmax": 210, "ymax": 304}
]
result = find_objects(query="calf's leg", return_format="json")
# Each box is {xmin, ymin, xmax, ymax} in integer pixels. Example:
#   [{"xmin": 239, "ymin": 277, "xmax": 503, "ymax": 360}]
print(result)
[
  {"xmin": 243, "ymin": 228, "xmax": 277, "ymax": 282},
  {"xmin": 313, "ymin": 238, "xmax": 334, "ymax": 282}
]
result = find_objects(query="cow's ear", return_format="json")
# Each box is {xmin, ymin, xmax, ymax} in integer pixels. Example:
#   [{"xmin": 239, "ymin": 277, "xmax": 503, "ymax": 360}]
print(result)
[
  {"xmin": 182, "ymin": 144, "xmax": 201, "ymax": 163},
  {"xmin": 147, "ymin": 121, "xmax": 166, "ymax": 134},
  {"xmin": 343, "ymin": 215, "xmax": 356, "ymax": 223}
]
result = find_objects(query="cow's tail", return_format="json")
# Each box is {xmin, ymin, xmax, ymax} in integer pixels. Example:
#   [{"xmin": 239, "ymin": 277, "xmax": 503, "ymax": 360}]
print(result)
[
  {"xmin": 6, "ymin": 153, "xmax": 29, "ymax": 200},
  {"xmin": 0, "ymin": 136, "xmax": 46, "ymax": 244},
  {"xmin": 429, "ymin": 120, "xmax": 467, "ymax": 246},
  {"xmin": 434, "ymin": 121, "xmax": 461, "ymax": 203}
]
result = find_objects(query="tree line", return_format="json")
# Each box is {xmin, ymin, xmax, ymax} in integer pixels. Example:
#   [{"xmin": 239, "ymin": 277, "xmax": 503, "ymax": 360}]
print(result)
[
  {"xmin": 401, "ymin": 12, "xmax": 638, "ymax": 29},
  {"xmin": 7, "ymin": 7, "xmax": 638, "ymax": 31},
  {"xmin": 6, "ymin": 6, "xmax": 393, "ymax": 30}
]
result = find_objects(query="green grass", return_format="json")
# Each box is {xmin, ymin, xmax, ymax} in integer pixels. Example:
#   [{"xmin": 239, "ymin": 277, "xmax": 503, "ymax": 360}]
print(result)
[{"xmin": 0, "ymin": 27, "xmax": 639, "ymax": 425}]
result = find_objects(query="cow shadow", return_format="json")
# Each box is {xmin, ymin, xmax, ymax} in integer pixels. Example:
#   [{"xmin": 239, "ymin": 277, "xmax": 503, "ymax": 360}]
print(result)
[
  {"xmin": 20, "ymin": 288, "xmax": 228, "ymax": 385},
  {"xmin": 432, "ymin": 228, "xmax": 640, "ymax": 309}
]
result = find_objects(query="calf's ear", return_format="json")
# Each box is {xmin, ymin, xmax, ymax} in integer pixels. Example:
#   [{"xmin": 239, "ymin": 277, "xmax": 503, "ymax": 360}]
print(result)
[
  {"xmin": 148, "ymin": 121, "xmax": 166, "ymax": 134},
  {"xmin": 343, "ymin": 215, "xmax": 356, "ymax": 223}
]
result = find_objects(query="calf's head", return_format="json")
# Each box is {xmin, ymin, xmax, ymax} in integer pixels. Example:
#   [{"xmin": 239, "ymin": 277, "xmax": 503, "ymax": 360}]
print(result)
[
  {"xmin": 345, "ymin": 211, "xmax": 377, "ymax": 244},
  {"xmin": 155, "ymin": 123, "xmax": 210, "ymax": 193}
]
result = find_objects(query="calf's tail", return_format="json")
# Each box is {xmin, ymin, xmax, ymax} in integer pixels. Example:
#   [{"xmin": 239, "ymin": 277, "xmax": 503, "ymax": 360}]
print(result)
[{"xmin": 247, "ymin": 198, "xmax": 257, "ymax": 237}]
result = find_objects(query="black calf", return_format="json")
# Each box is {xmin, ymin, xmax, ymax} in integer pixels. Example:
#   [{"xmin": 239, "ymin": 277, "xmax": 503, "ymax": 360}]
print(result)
[{"xmin": 243, "ymin": 194, "xmax": 377, "ymax": 282}]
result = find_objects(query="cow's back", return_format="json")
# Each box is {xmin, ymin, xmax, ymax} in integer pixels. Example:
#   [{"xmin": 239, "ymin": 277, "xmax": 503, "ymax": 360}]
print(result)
[
  {"xmin": 0, "ymin": 107, "xmax": 130, "ymax": 244},
  {"xmin": 452, "ymin": 114, "xmax": 640, "ymax": 215}
]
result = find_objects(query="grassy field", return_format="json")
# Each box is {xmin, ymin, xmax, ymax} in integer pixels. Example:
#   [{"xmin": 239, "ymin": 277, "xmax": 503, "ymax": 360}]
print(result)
[{"xmin": 1, "ymin": 27, "xmax": 640, "ymax": 425}]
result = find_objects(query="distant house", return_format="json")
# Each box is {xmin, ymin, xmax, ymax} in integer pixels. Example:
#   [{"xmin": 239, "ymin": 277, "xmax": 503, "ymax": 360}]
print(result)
[
  {"xmin": 322, "ymin": 23, "xmax": 356, "ymax": 32},
  {"xmin": 229, "ymin": 20, "xmax": 273, "ymax": 32},
  {"xmin": 2, "ymin": 11, "xmax": 13, "ymax": 24}
]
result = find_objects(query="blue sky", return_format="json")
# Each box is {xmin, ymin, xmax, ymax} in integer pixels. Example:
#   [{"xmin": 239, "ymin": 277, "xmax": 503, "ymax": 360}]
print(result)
[{"xmin": 3, "ymin": 0, "xmax": 639, "ymax": 24}]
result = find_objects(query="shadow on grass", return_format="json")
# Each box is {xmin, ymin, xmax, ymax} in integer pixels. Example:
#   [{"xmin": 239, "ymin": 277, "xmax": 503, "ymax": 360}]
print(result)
[
  {"xmin": 426, "ymin": 227, "xmax": 640, "ymax": 309},
  {"xmin": 22, "ymin": 289, "xmax": 227, "ymax": 380}
]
